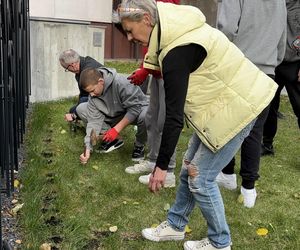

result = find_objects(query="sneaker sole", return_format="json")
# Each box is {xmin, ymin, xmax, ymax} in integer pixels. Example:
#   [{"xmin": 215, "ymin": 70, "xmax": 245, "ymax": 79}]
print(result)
[
  {"xmin": 184, "ymin": 242, "xmax": 231, "ymax": 250},
  {"xmin": 125, "ymin": 168, "xmax": 153, "ymax": 174},
  {"xmin": 98, "ymin": 141, "xmax": 124, "ymax": 153},
  {"xmin": 139, "ymin": 179, "xmax": 176, "ymax": 188},
  {"xmin": 217, "ymin": 183, "xmax": 237, "ymax": 190},
  {"xmin": 142, "ymin": 230, "xmax": 184, "ymax": 242}
]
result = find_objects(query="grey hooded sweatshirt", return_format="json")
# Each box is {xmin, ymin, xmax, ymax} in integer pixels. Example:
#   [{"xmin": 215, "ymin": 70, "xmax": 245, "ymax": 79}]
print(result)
[
  {"xmin": 217, "ymin": 0, "xmax": 287, "ymax": 75},
  {"xmin": 84, "ymin": 67, "xmax": 149, "ymax": 149}
]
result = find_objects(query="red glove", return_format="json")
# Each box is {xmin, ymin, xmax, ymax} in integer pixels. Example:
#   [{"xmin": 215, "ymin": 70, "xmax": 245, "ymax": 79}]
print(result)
[
  {"xmin": 158, "ymin": 0, "xmax": 180, "ymax": 4},
  {"xmin": 127, "ymin": 68, "xmax": 149, "ymax": 85},
  {"xmin": 148, "ymin": 69, "xmax": 162, "ymax": 79},
  {"xmin": 102, "ymin": 128, "xmax": 119, "ymax": 142}
]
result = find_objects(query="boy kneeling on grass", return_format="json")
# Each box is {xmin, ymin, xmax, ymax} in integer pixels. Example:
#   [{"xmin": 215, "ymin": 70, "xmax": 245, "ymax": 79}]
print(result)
[{"xmin": 76, "ymin": 67, "xmax": 149, "ymax": 164}]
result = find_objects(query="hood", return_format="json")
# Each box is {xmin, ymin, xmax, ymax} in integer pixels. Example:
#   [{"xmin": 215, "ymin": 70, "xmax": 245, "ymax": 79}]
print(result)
[
  {"xmin": 157, "ymin": 2, "xmax": 206, "ymax": 49},
  {"xmin": 97, "ymin": 67, "xmax": 117, "ymax": 94}
]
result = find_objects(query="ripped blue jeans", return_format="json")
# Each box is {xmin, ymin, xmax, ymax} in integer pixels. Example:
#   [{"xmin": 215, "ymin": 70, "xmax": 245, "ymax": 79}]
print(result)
[{"xmin": 167, "ymin": 120, "xmax": 255, "ymax": 248}]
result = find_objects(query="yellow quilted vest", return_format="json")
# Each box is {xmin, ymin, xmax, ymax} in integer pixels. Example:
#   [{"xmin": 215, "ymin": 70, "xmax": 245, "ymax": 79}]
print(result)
[{"xmin": 144, "ymin": 3, "xmax": 277, "ymax": 152}]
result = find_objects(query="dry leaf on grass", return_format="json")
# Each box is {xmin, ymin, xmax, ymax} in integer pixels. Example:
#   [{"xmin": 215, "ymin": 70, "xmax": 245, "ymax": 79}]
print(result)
[
  {"xmin": 11, "ymin": 203, "xmax": 24, "ymax": 215},
  {"xmin": 256, "ymin": 228, "xmax": 268, "ymax": 236},
  {"xmin": 14, "ymin": 179, "xmax": 20, "ymax": 188},
  {"xmin": 185, "ymin": 225, "xmax": 192, "ymax": 233},
  {"xmin": 237, "ymin": 194, "xmax": 244, "ymax": 204},
  {"xmin": 109, "ymin": 226, "xmax": 118, "ymax": 233},
  {"xmin": 164, "ymin": 203, "xmax": 170, "ymax": 211},
  {"xmin": 39, "ymin": 243, "xmax": 51, "ymax": 250},
  {"xmin": 92, "ymin": 165, "xmax": 99, "ymax": 170}
]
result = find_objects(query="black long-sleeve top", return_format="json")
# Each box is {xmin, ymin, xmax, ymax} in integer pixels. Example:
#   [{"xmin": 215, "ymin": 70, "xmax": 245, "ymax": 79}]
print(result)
[
  {"xmin": 156, "ymin": 43, "xmax": 207, "ymax": 170},
  {"xmin": 75, "ymin": 56, "xmax": 103, "ymax": 97}
]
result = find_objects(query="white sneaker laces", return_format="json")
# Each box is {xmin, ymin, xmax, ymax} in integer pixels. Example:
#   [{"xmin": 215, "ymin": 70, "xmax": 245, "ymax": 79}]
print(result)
[
  {"xmin": 196, "ymin": 238, "xmax": 211, "ymax": 249},
  {"xmin": 154, "ymin": 221, "xmax": 169, "ymax": 235}
]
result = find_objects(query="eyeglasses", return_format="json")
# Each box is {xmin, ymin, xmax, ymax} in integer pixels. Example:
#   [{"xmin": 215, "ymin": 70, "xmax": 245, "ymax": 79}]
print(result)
[{"xmin": 64, "ymin": 64, "xmax": 72, "ymax": 72}]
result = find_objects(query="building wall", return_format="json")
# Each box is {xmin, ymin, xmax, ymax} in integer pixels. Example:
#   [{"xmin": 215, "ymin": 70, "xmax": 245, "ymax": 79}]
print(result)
[
  {"xmin": 28, "ymin": 0, "xmax": 218, "ymax": 102},
  {"xmin": 29, "ymin": 0, "xmax": 112, "ymax": 23},
  {"xmin": 30, "ymin": 20, "xmax": 105, "ymax": 102},
  {"xmin": 29, "ymin": 0, "xmax": 109, "ymax": 102}
]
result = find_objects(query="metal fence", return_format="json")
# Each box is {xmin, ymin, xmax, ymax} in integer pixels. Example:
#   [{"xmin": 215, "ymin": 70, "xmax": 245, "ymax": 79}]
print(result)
[{"xmin": 0, "ymin": 0, "xmax": 30, "ymax": 248}]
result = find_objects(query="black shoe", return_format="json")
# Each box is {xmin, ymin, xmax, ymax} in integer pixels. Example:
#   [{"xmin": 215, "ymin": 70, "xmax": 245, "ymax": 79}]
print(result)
[
  {"xmin": 261, "ymin": 144, "xmax": 274, "ymax": 156},
  {"xmin": 132, "ymin": 144, "xmax": 145, "ymax": 161},
  {"xmin": 98, "ymin": 139, "xmax": 124, "ymax": 153}
]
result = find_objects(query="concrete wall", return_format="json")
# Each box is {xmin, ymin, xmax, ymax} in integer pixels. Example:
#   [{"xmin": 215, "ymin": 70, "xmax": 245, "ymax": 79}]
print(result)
[
  {"xmin": 29, "ymin": 0, "xmax": 112, "ymax": 23},
  {"xmin": 30, "ymin": 20, "xmax": 105, "ymax": 102},
  {"xmin": 28, "ymin": 0, "xmax": 218, "ymax": 102}
]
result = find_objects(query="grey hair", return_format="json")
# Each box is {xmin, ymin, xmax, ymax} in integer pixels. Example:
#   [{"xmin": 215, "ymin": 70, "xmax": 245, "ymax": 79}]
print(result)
[
  {"xmin": 116, "ymin": 0, "xmax": 158, "ymax": 26},
  {"xmin": 59, "ymin": 49, "xmax": 80, "ymax": 64}
]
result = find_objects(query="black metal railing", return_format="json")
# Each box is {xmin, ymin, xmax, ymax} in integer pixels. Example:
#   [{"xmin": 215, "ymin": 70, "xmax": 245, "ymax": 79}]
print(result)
[{"xmin": 0, "ymin": 0, "xmax": 30, "ymax": 248}]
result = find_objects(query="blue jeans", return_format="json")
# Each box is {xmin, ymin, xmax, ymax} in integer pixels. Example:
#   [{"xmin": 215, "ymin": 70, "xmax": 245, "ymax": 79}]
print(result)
[{"xmin": 167, "ymin": 120, "xmax": 255, "ymax": 248}]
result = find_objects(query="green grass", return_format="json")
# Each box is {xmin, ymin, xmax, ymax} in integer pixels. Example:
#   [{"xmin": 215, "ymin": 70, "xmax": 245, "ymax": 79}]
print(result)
[
  {"xmin": 104, "ymin": 61, "xmax": 140, "ymax": 74},
  {"xmin": 18, "ymin": 94, "xmax": 300, "ymax": 250}
]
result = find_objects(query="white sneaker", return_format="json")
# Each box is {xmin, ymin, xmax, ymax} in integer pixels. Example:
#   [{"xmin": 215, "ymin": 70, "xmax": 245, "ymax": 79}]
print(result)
[
  {"xmin": 125, "ymin": 160, "xmax": 155, "ymax": 174},
  {"xmin": 216, "ymin": 172, "xmax": 237, "ymax": 190},
  {"xmin": 142, "ymin": 221, "xmax": 185, "ymax": 242},
  {"xmin": 184, "ymin": 238, "xmax": 231, "ymax": 250},
  {"xmin": 241, "ymin": 186, "xmax": 257, "ymax": 208},
  {"xmin": 139, "ymin": 172, "xmax": 176, "ymax": 188}
]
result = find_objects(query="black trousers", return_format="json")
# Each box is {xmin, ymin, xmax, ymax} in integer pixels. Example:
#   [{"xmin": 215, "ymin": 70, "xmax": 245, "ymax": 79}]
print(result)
[
  {"xmin": 263, "ymin": 60, "xmax": 300, "ymax": 146},
  {"xmin": 222, "ymin": 106, "xmax": 270, "ymax": 189},
  {"xmin": 222, "ymin": 74, "xmax": 274, "ymax": 189}
]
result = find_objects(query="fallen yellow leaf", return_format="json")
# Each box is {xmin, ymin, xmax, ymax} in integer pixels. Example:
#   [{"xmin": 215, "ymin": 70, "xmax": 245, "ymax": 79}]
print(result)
[
  {"xmin": 151, "ymin": 224, "xmax": 159, "ymax": 228},
  {"xmin": 164, "ymin": 203, "xmax": 170, "ymax": 211},
  {"xmin": 92, "ymin": 165, "xmax": 99, "ymax": 170},
  {"xmin": 109, "ymin": 226, "xmax": 118, "ymax": 232},
  {"xmin": 11, "ymin": 203, "xmax": 24, "ymax": 215},
  {"xmin": 39, "ymin": 243, "xmax": 51, "ymax": 250},
  {"xmin": 14, "ymin": 179, "xmax": 20, "ymax": 188},
  {"xmin": 15, "ymin": 239, "xmax": 22, "ymax": 244},
  {"xmin": 60, "ymin": 129, "xmax": 66, "ymax": 134},
  {"xmin": 185, "ymin": 225, "xmax": 192, "ymax": 233},
  {"xmin": 256, "ymin": 228, "xmax": 268, "ymax": 236},
  {"xmin": 237, "ymin": 194, "xmax": 244, "ymax": 204}
]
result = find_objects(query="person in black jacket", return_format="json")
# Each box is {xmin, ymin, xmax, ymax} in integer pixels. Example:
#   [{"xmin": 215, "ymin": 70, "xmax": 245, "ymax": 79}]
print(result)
[
  {"xmin": 59, "ymin": 49, "xmax": 103, "ymax": 122},
  {"xmin": 262, "ymin": 0, "xmax": 300, "ymax": 156}
]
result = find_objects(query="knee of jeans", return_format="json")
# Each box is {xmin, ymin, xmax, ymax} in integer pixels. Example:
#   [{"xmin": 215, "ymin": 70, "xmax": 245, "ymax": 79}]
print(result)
[
  {"xmin": 187, "ymin": 164, "xmax": 198, "ymax": 178},
  {"xmin": 186, "ymin": 164, "xmax": 208, "ymax": 193},
  {"xmin": 187, "ymin": 164, "xmax": 200, "ymax": 190}
]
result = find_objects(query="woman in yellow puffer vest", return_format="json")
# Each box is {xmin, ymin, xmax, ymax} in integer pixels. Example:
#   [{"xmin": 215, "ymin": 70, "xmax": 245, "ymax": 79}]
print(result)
[{"xmin": 117, "ymin": 1, "xmax": 277, "ymax": 249}]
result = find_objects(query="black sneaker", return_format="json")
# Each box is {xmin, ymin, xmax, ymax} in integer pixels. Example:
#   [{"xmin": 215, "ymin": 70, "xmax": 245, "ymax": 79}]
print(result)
[
  {"xmin": 132, "ymin": 144, "xmax": 145, "ymax": 161},
  {"xmin": 98, "ymin": 139, "xmax": 124, "ymax": 153},
  {"xmin": 261, "ymin": 144, "xmax": 274, "ymax": 156}
]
